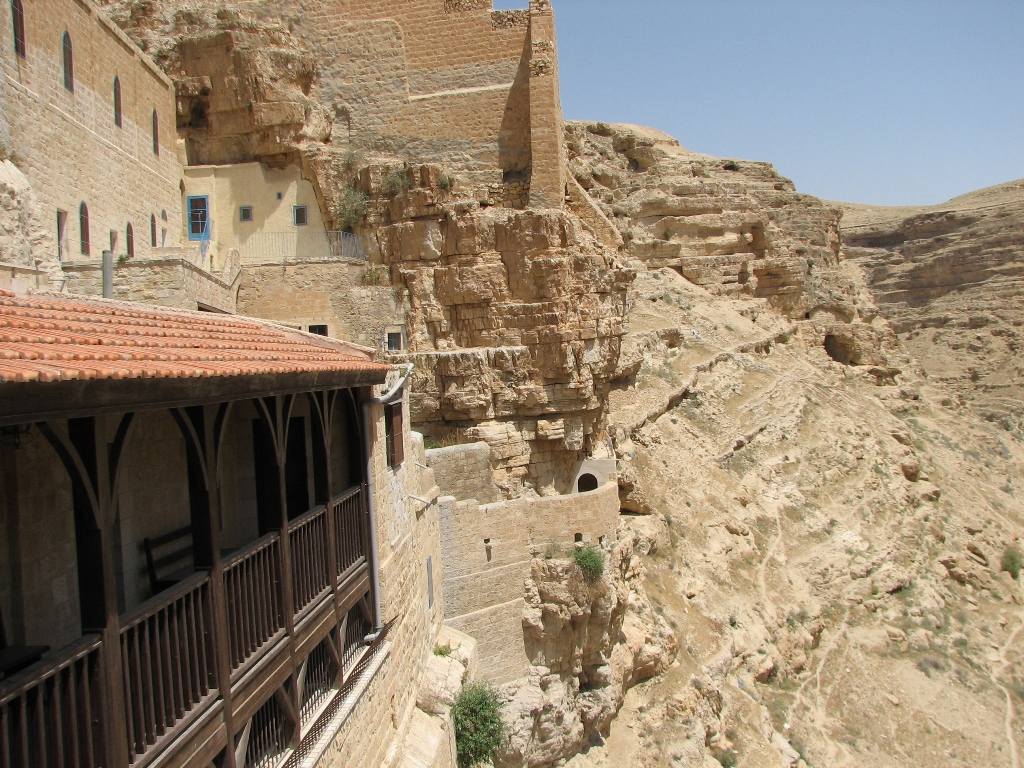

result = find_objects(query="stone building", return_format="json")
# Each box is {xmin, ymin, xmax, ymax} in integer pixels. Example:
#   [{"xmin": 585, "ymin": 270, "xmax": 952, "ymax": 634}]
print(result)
[{"xmin": 0, "ymin": 290, "xmax": 455, "ymax": 768}]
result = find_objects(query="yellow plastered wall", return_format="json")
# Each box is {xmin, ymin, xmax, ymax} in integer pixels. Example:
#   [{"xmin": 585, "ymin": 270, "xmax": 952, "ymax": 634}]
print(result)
[{"xmin": 182, "ymin": 162, "xmax": 327, "ymax": 270}]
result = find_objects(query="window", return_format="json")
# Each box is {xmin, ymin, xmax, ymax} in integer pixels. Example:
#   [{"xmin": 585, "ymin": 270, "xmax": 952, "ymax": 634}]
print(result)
[
  {"xmin": 62, "ymin": 32, "xmax": 73, "ymax": 92},
  {"xmin": 150, "ymin": 214, "xmax": 157, "ymax": 247},
  {"xmin": 384, "ymin": 402, "xmax": 404, "ymax": 469},
  {"xmin": 126, "ymin": 222, "xmax": 134, "ymax": 258},
  {"xmin": 11, "ymin": 0, "xmax": 25, "ymax": 58},
  {"xmin": 293, "ymin": 205, "xmax": 308, "ymax": 226},
  {"xmin": 113, "ymin": 77, "xmax": 122, "ymax": 127},
  {"xmin": 308, "ymin": 324, "xmax": 328, "ymax": 336},
  {"xmin": 78, "ymin": 203, "xmax": 89, "ymax": 256},
  {"xmin": 187, "ymin": 196, "xmax": 209, "ymax": 241},
  {"xmin": 426, "ymin": 556, "xmax": 434, "ymax": 609},
  {"xmin": 387, "ymin": 331, "xmax": 404, "ymax": 352},
  {"xmin": 151, "ymin": 110, "xmax": 160, "ymax": 155},
  {"xmin": 239, "ymin": 206, "xmax": 253, "ymax": 222},
  {"xmin": 56, "ymin": 210, "xmax": 67, "ymax": 261}
]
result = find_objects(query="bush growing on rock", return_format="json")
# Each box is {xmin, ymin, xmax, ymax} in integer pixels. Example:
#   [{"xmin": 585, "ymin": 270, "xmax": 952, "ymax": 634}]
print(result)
[
  {"xmin": 572, "ymin": 546, "xmax": 604, "ymax": 584},
  {"xmin": 452, "ymin": 683, "xmax": 505, "ymax": 768},
  {"xmin": 1002, "ymin": 546, "xmax": 1022, "ymax": 580}
]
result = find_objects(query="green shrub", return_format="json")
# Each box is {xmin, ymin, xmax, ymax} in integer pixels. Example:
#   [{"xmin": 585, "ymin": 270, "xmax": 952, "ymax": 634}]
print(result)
[
  {"xmin": 361, "ymin": 264, "xmax": 390, "ymax": 286},
  {"xmin": 711, "ymin": 747, "xmax": 738, "ymax": 768},
  {"xmin": 572, "ymin": 546, "xmax": 604, "ymax": 584},
  {"xmin": 1002, "ymin": 546, "xmax": 1022, "ymax": 580},
  {"xmin": 438, "ymin": 172, "xmax": 453, "ymax": 191},
  {"xmin": 434, "ymin": 642, "xmax": 452, "ymax": 657},
  {"xmin": 335, "ymin": 186, "xmax": 368, "ymax": 232},
  {"xmin": 382, "ymin": 168, "xmax": 412, "ymax": 197},
  {"xmin": 452, "ymin": 683, "xmax": 505, "ymax": 768}
]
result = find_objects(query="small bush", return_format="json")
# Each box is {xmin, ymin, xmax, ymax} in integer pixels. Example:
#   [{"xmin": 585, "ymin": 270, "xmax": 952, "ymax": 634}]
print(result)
[
  {"xmin": 711, "ymin": 747, "xmax": 738, "ymax": 768},
  {"xmin": 361, "ymin": 264, "xmax": 390, "ymax": 286},
  {"xmin": 1002, "ymin": 546, "xmax": 1022, "ymax": 580},
  {"xmin": 335, "ymin": 186, "xmax": 368, "ymax": 232},
  {"xmin": 573, "ymin": 546, "xmax": 604, "ymax": 584},
  {"xmin": 452, "ymin": 683, "xmax": 505, "ymax": 768},
  {"xmin": 382, "ymin": 168, "xmax": 412, "ymax": 197},
  {"xmin": 434, "ymin": 642, "xmax": 452, "ymax": 657},
  {"xmin": 438, "ymin": 172, "xmax": 453, "ymax": 191}
]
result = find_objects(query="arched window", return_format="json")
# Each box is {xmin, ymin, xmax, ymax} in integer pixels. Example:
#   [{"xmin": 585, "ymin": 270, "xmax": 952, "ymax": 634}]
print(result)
[
  {"xmin": 150, "ymin": 214, "xmax": 157, "ymax": 247},
  {"xmin": 11, "ymin": 0, "xmax": 26, "ymax": 58},
  {"xmin": 113, "ymin": 77, "xmax": 122, "ymax": 127},
  {"xmin": 62, "ymin": 32, "xmax": 73, "ymax": 92},
  {"xmin": 79, "ymin": 202, "xmax": 90, "ymax": 256},
  {"xmin": 151, "ymin": 110, "xmax": 159, "ymax": 156},
  {"xmin": 126, "ymin": 222, "xmax": 134, "ymax": 257}
]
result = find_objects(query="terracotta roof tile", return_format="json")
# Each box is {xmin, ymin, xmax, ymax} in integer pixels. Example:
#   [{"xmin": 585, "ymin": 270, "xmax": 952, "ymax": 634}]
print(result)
[{"xmin": 0, "ymin": 292, "xmax": 390, "ymax": 384}]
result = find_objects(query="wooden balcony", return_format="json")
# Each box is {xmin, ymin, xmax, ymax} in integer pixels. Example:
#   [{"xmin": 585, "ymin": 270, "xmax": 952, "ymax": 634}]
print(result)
[{"xmin": 0, "ymin": 486, "xmax": 381, "ymax": 768}]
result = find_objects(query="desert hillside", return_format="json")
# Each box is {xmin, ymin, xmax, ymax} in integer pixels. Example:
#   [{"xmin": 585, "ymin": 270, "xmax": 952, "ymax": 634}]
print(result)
[{"xmin": 558, "ymin": 122, "xmax": 1024, "ymax": 767}]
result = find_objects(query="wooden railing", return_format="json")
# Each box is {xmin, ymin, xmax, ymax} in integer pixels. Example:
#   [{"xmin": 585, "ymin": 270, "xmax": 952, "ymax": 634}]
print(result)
[
  {"xmin": 333, "ymin": 486, "xmax": 368, "ymax": 579},
  {"xmin": 289, "ymin": 507, "xmax": 331, "ymax": 616},
  {"xmin": 224, "ymin": 534, "xmax": 285, "ymax": 672},
  {"xmin": 0, "ymin": 635, "xmax": 105, "ymax": 768},
  {"xmin": 119, "ymin": 573, "xmax": 216, "ymax": 764}
]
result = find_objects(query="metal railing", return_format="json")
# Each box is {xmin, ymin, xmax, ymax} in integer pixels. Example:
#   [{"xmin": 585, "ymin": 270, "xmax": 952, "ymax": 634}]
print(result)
[
  {"xmin": 0, "ymin": 635, "xmax": 105, "ymax": 768},
  {"xmin": 119, "ymin": 573, "xmax": 216, "ymax": 764},
  {"xmin": 223, "ymin": 534, "xmax": 285, "ymax": 672},
  {"xmin": 234, "ymin": 231, "xmax": 365, "ymax": 264}
]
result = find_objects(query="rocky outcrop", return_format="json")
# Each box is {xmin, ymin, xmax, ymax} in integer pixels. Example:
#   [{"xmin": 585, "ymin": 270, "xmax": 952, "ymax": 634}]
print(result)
[
  {"xmin": 497, "ymin": 526, "xmax": 676, "ymax": 767},
  {"xmin": 0, "ymin": 160, "xmax": 59, "ymax": 279},
  {"xmin": 841, "ymin": 180, "xmax": 1024, "ymax": 431},
  {"xmin": 565, "ymin": 122, "xmax": 864, "ymax": 322},
  {"xmin": 359, "ymin": 165, "xmax": 633, "ymax": 495}
]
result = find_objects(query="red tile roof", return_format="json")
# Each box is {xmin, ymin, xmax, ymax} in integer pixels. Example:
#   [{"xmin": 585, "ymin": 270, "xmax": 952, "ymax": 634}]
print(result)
[{"xmin": 0, "ymin": 292, "xmax": 390, "ymax": 383}]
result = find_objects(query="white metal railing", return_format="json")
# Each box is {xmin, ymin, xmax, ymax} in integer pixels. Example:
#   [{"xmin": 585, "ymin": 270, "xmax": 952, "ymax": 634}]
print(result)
[{"xmin": 234, "ymin": 231, "xmax": 365, "ymax": 264}]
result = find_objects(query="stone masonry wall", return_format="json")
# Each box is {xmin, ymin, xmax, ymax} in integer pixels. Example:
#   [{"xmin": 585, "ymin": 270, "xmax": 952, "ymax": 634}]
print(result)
[
  {"xmin": 1, "ymin": 0, "xmax": 183, "ymax": 266},
  {"xmin": 425, "ymin": 441, "xmax": 500, "ymax": 504},
  {"xmin": 438, "ymin": 481, "xmax": 619, "ymax": 682}
]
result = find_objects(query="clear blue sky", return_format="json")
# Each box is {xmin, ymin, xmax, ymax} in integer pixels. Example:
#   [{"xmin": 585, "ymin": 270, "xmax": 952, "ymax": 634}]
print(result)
[{"xmin": 493, "ymin": 0, "xmax": 1024, "ymax": 206}]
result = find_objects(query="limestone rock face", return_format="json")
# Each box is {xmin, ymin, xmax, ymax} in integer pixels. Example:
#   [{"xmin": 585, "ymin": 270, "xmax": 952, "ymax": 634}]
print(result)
[
  {"xmin": 841, "ymin": 180, "xmax": 1024, "ymax": 431},
  {"xmin": 498, "ymin": 530, "xmax": 676, "ymax": 768},
  {"xmin": 99, "ymin": 2, "xmax": 329, "ymax": 165},
  {"xmin": 565, "ymin": 122, "xmax": 863, "ymax": 322},
  {"xmin": 364, "ymin": 166, "xmax": 634, "ymax": 495},
  {"xmin": 0, "ymin": 160, "xmax": 58, "ymax": 279}
]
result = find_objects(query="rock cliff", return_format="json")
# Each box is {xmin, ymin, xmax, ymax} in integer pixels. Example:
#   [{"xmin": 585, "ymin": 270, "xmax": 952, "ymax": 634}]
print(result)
[{"xmin": 840, "ymin": 180, "xmax": 1024, "ymax": 433}]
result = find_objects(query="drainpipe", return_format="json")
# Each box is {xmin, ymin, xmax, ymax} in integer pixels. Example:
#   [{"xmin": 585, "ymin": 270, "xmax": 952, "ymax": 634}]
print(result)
[
  {"xmin": 361, "ymin": 363, "xmax": 414, "ymax": 636},
  {"xmin": 101, "ymin": 250, "xmax": 113, "ymax": 298}
]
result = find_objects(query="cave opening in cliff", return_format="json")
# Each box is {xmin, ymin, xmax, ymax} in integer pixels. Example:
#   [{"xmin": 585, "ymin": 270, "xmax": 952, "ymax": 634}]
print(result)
[{"xmin": 824, "ymin": 334, "xmax": 859, "ymax": 366}]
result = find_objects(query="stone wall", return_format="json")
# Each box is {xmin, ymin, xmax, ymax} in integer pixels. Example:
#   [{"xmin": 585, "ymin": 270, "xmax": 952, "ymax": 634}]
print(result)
[
  {"xmin": 438, "ymin": 481, "xmax": 620, "ymax": 682},
  {"xmin": 425, "ymin": 441, "xmax": 500, "ymax": 504},
  {"xmin": 236, "ymin": 260, "xmax": 406, "ymax": 351},
  {"xmin": 61, "ymin": 252, "xmax": 240, "ymax": 311},
  {"xmin": 1, "ymin": 0, "xmax": 183, "ymax": 267}
]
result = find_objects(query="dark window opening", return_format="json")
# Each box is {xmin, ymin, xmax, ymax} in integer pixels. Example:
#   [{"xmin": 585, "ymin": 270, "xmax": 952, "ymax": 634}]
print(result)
[
  {"xmin": 384, "ymin": 402, "xmax": 403, "ymax": 469},
  {"xmin": 426, "ymin": 556, "xmax": 434, "ymax": 608},
  {"xmin": 293, "ymin": 205, "xmax": 308, "ymax": 226},
  {"xmin": 61, "ymin": 32, "xmax": 73, "ymax": 92},
  {"xmin": 577, "ymin": 473, "xmax": 599, "ymax": 493},
  {"xmin": 386, "ymin": 331, "xmax": 404, "ymax": 352},
  {"xmin": 150, "ymin": 214, "xmax": 157, "ymax": 247},
  {"xmin": 239, "ymin": 206, "xmax": 253, "ymax": 222},
  {"xmin": 78, "ymin": 202, "xmax": 89, "ymax": 256},
  {"xmin": 126, "ymin": 222, "xmax": 134, "ymax": 258},
  {"xmin": 574, "ymin": 533, "xmax": 583, "ymax": 543},
  {"xmin": 284, "ymin": 417, "xmax": 310, "ymax": 519},
  {"xmin": 56, "ymin": 210, "xmax": 67, "ymax": 261},
  {"xmin": 308, "ymin": 324, "xmax": 328, "ymax": 337},
  {"xmin": 113, "ymin": 77, "xmax": 122, "ymax": 127},
  {"xmin": 12, "ymin": 0, "xmax": 25, "ymax": 58},
  {"xmin": 151, "ymin": 109, "xmax": 159, "ymax": 156}
]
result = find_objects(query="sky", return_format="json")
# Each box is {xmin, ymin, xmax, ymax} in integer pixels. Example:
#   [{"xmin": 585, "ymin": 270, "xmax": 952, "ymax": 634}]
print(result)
[{"xmin": 492, "ymin": 0, "xmax": 1024, "ymax": 206}]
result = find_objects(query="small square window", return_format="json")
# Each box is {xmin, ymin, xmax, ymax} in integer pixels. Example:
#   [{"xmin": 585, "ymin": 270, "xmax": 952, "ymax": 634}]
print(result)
[
  {"xmin": 308, "ymin": 324, "xmax": 328, "ymax": 336},
  {"xmin": 387, "ymin": 331, "xmax": 404, "ymax": 352},
  {"xmin": 239, "ymin": 206, "xmax": 253, "ymax": 222},
  {"xmin": 293, "ymin": 205, "xmax": 308, "ymax": 226}
]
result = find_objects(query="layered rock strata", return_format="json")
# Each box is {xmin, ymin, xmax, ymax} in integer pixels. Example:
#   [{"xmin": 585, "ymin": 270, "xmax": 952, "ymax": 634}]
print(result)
[{"xmin": 841, "ymin": 180, "xmax": 1024, "ymax": 432}]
